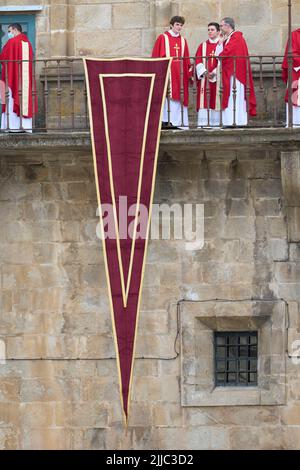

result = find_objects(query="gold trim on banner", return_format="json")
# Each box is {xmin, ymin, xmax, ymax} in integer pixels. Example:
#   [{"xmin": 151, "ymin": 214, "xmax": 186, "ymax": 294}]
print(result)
[
  {"xmin": 99, "ymin": 73, "xmax": 155, "ymax": 309},
  {"xmin": 84, "ymin": 57, "xmax": 170, "ymax": 62},
  {"xmin": 83, "ymin": 57, "xmax": 172, "ymax": 425}
]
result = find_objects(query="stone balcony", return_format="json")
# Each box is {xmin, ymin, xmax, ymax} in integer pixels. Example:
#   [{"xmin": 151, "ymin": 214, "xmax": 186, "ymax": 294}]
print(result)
[
  {"xmin": 0, "ymin": 127, "xmax": 300, "ymax": 153},
  {"xmin": 0, "ymin": 55, "xmax": 289, "ymax": 131}
]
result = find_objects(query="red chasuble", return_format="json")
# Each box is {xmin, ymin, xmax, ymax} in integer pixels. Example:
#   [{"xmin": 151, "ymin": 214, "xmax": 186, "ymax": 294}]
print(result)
[
  {"xmin": 282, "ymin": 29, "xmax": 300, "ymax": 107},
  {"xmin": 0, "ymin": 34, "xmax": 36, "ymax": 117},
  {"xmin": 152, "ymin": 31, "xmax": 192, "ymax": 107},
  {"xmin": 83, "ymin": 58, "xmax": 171, "ymax": 423},
  {"xmin": 219, "ymin": 31, "xmax": 256, "ymax": 116},
  {"xmin": 195, "ymin": 40, "xmax": 218, "ymax": 111}
]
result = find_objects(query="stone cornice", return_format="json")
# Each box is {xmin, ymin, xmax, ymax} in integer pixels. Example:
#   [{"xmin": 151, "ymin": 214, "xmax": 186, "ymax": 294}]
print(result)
[{"xmin": 1, "ymin": 128, "xmax": 300, "ymax": 154}]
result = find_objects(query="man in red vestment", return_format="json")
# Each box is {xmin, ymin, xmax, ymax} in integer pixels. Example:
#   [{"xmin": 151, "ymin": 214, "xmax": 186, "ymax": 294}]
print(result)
[
  {"xmin": 0, "ymin": 23, "xmax": 36, "ymax": 133},
  {"xmin": 215, "ymin": 17, "xmax": 256, "ymax": 126},
  {"xmin": 282, "ymin": 28, "xmax": 300, "ymax": 128},
  {"xmin": 195, "ymin": 22, "xmax": 220, "ymax": 127},
  {"xmin": 152, "ymin": 16, "xmax": 193, "ymax": 128}
]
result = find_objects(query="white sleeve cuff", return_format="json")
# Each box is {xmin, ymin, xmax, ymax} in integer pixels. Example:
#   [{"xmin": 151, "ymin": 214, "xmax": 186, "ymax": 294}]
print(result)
[{"xmin": 196, "ymin": 63, "xmax": 207, "ymax": 79}]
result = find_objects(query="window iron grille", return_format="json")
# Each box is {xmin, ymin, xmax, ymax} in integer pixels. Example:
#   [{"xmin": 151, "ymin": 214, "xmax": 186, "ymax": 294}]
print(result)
[{"xmin": 214, "ymin": 331, "xmax": 258, "ymax": 387}]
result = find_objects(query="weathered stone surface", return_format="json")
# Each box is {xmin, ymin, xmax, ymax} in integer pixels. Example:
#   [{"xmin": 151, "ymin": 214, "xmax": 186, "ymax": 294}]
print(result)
[
  {"xmin": 290, "ymin": 243, "xmax": 300, "ymax": 261},
  {"xmin": 287, "ymin": 207, "xmax": 300, "ymax": 242},
  {"xmin": 75, "ymin": 4, "xmax": 112, "ymax": 31},
  {"xmin": 187, "ymin": 426, "xmax": 230, "ymax": 450},
  {"xmin": 0, "ymin": 127, "xmax": 299, "ymax": 449},
  {"xmin": 112, "ymin": 3, "xmax": 150, "ymax": 29},
  {"xmin": 75, "ymin": 30, "xmax": 142, "ymax": 56},
  {"xmin": 22, "ymin": 428, "xmax": 71, "ymax": 450}
]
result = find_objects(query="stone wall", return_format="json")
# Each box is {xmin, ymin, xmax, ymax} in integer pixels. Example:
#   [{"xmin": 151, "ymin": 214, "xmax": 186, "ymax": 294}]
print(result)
[
  {"xmin": 0, "ymin": 141, "xmax": 300, "ymax": 449},
  {"xmin": 1, "ymin": 0, "xmax": 300, "ymax": 57}
]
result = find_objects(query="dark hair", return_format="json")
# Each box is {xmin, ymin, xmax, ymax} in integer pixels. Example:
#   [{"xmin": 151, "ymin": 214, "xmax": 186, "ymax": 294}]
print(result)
[
  {"xmin": 208, "ymin": 22, "xmax": 220, "ymax": 32},
  {"xmin": 170, "ymin": 16, "xmax": 185, "ymax": 26},
  {"xmin": 8, "ymin": 23, "xmax": 22, "ymax": 32}
]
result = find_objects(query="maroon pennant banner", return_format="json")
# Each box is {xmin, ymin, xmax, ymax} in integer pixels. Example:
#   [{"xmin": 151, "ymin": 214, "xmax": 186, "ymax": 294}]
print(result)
[{"xmin": 83, "ymin": 57, "xmax": 171, "ymax": 422}]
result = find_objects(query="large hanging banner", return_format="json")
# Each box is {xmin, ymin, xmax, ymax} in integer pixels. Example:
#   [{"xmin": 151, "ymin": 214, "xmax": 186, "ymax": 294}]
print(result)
[{"xmin": 83, "ymin": 57, "xmax": 171, "ymax": 422}]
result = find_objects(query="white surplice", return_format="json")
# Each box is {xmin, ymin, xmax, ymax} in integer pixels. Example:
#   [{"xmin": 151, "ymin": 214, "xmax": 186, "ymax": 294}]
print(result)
[
  {"xmin": 162, "ymin": 98, "xmax": 189, "ymax": 127},
  {"xmin": 1, "ymin": 88, "xmax": 32, "ymax": 133},
  {"xmin": 286, "ymin": 103, "xmax": 300, "ymax": 127},
  {"xmin": 286, "ymin": 65, "xmax": 300, "ymax": 127}
]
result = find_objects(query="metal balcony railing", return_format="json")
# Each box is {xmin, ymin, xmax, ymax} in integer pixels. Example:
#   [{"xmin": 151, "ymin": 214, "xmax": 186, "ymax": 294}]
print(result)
[{"xmin": 0, "ymin": 56, "xmax": 298, "ymax": 133}]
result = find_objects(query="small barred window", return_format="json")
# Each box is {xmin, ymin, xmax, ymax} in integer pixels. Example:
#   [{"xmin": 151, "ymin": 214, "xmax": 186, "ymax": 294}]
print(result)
[{"xmin": 214, "ymin": 332, "xmax": 258, "ymax": 387}]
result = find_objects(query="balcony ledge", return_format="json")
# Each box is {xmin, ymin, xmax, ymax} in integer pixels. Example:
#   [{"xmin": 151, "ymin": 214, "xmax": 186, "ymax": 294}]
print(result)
[{"xmin": 0, "ymin": 127, "xmax": 300, "ymax": 155}]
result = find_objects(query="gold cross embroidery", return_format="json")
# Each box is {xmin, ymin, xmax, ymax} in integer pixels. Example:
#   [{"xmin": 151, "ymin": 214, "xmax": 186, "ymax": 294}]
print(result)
[
  {"xmin": 210, "ymin": 50, "xmax": 215, "ymax": 66},
  {"xmin": 173, "ymin": 43, "xmax": 180, "ymax": 58}
]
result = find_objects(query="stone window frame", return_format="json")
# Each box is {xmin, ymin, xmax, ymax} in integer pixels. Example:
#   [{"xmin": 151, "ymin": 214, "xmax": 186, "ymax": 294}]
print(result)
[{"xmin": 180, "ymin": 300, "xmax": 286, "ymax": 407}]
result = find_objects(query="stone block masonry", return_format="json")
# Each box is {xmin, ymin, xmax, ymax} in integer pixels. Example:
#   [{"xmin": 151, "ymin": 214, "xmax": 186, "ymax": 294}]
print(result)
[{"xmin": 0, "ymin": 136, "xmax": 300, "ymax": 449}]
